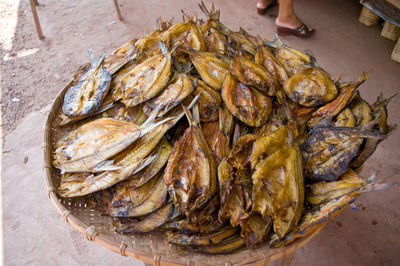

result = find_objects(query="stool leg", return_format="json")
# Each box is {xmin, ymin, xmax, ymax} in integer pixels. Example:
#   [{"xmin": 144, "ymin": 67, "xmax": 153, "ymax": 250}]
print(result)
[
  {"xmin": 113, "ymin": 0, "xmax": 123, "ymax": 21},
  {"xmin": 281, "ymin": 250, "xmax": 296, "ymax": 266},
  {"xmin": 29, "ymin": 0, "xmax": 44, "ymax": 39}
]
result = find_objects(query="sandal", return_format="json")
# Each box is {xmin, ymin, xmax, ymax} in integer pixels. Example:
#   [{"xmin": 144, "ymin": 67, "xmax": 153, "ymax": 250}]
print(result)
[
  {"xmin": 257, "ymin": 1, "xmax": 275, "ymax": 15},
  {"xmin": 277, "ymin": 24, "xmax": 315, "ymax": 37}
]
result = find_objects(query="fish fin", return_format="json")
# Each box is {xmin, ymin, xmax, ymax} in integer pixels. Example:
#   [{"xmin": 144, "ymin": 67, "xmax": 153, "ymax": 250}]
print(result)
[
  {"xmin": 92, "ymin": 160, "xmax": 122, "ymax": 172},
  {"xmin": 127, "ymin": 43, "xmax": 136, "ymax": 58},
  {"xmin": 159, "ymin": 40, "xmax": 169, "ymax": 55},
  {"xmin": 187, "ymin": 93, "xmax": 201, "ymax": 109},
  {"xmin": 233, "ymin": 123, "xmax": 241, "ymax": 144},
  {"xmin": 305, "ymin": 50, "xmax": 318, "ymax": 67},
  {"xmin": 88, "ymin": 49, "xmax": 96, "ymax": 64},
  {"xmin": 155, "ymin": 16, "xmax": 162, "ymax": 31},
  {"xmin": 88, "ymin": 50, "xmax": 106, "ymax": 68},
  {"xmin": 265, "ymin": 32, "xmax": 284, "ymax": 48},
  {"xmin": 131, "ymin": 154, "xmax": 158, "ymax": 175},
  {"xmin": 182, "ymin": 104, "xmax": 193, "ymax": 126}
]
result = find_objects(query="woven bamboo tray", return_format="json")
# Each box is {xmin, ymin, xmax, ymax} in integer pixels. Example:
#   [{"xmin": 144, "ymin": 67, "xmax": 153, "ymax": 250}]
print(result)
[{"xmin": 43, "ymin": 81, "xmax": 326, "ymax": 265}]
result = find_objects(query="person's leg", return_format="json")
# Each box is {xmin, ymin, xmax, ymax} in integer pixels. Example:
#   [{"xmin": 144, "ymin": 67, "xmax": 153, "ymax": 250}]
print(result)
[
  {"xmin": 276, "ymin": 0, "xmax": 312, "ymax": 32},
  {"xmin": 257, "ymin": 0, "xmax": 274, "ymax": 15},
  {"xmin": 257, "ymin": 0, "xmax": 273, "ymax": 9}
]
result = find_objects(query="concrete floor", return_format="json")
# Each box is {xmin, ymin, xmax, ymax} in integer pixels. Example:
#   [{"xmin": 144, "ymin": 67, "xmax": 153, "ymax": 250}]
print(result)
[{"xmin": 2, "ymin": 0, "xmax": 400, "ymax": 265}]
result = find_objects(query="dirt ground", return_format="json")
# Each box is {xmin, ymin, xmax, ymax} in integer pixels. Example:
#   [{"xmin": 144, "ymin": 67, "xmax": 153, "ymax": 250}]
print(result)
[
  {"xmin": 0, "ymin": 0, "xmax": 276, "ymax": 136},
  {"xmin": 1, "ymin": 0, "xmax": 400, "ymax": 265}
]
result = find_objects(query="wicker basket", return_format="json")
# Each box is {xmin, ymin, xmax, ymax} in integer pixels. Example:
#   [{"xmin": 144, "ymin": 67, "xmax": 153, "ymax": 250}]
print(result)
[
  {"xmin": 381, "ymin": 21, "xmax": 400, "ymax": 41},
  {"xmin": 359, "ymin": 6, "xmax": 380, "ymax": 26},
  {"xmin": 43, "ymin": 82, "xmax": 325, "ymax": 265},
  {"xmin": 386, "ymin": 0, "xmax": 400, "ymax": 9},
  {"xmin": 391, "ymin": 37, "xmax": 400, "ymax": 63}
]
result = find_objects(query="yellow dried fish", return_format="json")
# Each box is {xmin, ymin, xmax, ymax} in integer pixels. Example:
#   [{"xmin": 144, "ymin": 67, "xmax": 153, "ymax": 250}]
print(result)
[
  {"xmin": 113, "ymin": 203, "xmax": 174, "ymax": 233},
  {"xmin": 283, "ymin": 67, "xmax": 337, "ymax": 107},
  {"xmin": 192, "ymin": 78, "xmax": 222, "ymax": 122},
  {"xmin": 306, "ymin": 169, "xmax": 364, "ymax": 205},
  {"xmin": 189, "ymin": 50, "xmax": 229, "ymax": 90},
  {"xmin": 185, "ymin": 235, "xmax": 245, "ymax": 254},
  {"xmin": 228, "ymin": 28, "xmax": 257, "ymax": 58},
  {"xmin": 201, "ymin": 25, "xmax": 227, "ymax": 55},
  {"xmin": 335, "ymin": 108, "xmax": 356, "ymax": 127},
  {"xmin": 167, "ymin": 226, "xmax": 238, "ymax": 246},
  {"xmin": 251, "ymin": 126, "xmax": 304, "ymax": 238},
  {"xmin": 202, "ymin": 108, "xmax": 232, "ymax": 162},
  {"xmin": 230, "ymin": 55, "xmax": 276, "ymax": 95},
  {"xmin": 255, "ymin": 44, "xmax": 288, "ymax": 85},
  {"xmin": 143, "ymin": 73, "xmax": 193, "ymax": 117},
  {"xmin": 109, "ymin": 172, "xmax": 168, "ymax": 217},
  {"xmin": 308, "ymin": 73, "xmax": 368, "ymax": 128},
  {"xmin": 222, "ymin": 73, "xmax": 272, "ymax": 127},
  {"xmin": 218, "ymin": 134, "xmax": 258, "ymax": 227},
  {"xmin": 54, "ymin": 102, "xmax": 170, "ymax": 173},
  {"xmin": 162, "ymin": 20, "xmax": 206, "ymax": 51},
  {"xmin": 271, "ymin": 191, "xmax": 360, "ymax": 248},
  {"xmin": 267, "ymin": 33, "xmax": 312, "ymax": 77},
  {"xmin": 164, "ymin": 104, "xmax": 217, "ymax": 213},
  {"xmin": 113, "ymin": 42, "xmax": 172, "ymax": 106}
]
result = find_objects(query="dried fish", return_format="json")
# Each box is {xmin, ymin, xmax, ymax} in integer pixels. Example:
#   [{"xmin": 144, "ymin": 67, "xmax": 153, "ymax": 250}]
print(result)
[
  {"xmin": 266, "ymin": 33, "xmax": 313, "ymax": 77},
  {"xmin": 54, "ymin": 102, "xmax": 170, "ymax": 173},
  {"xmin": 189, "ymin": 50, "xmax": 229, "ymax": 90},
  {"xmin": 62, "ymin": 50, "xmax": 111, "ymax": 117},
  {"xmin": 113, "ymin": 203, "xmax": 174, "ymax": 233},
  {"xmin": 283, "ymin": 67, "xmax": 337, "ymax": 107},
  {"xmin": 143, "ymin": 73, "xmax": 193, "ymax": 117},
  {"xmin": 164, "ymin": 104, "xmax": 217, "ymax": 213},
  {"xmin": 230, "ymin": 55, "xmax": 276, "ymax": 95},
  {"xmin": 113, "ymin": 42, "xmax": 172, "ymax": 106},
  {"xmin": 255, "ymin": 44, "xmax": 288, "ymax": 85},
  {"xmin": 222, "ymin": 73, "xmax": 272, "ymax": 127},
  {"xmin": 192, "ymin": 78, "xmax": 222, "ymax": 122}
]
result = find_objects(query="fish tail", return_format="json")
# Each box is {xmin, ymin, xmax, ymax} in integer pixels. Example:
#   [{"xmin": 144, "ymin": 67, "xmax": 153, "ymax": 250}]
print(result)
[
  {"xmin": 265, "ymin": 32, "xmax": 284, "ymax": 48},
  {"xmin": 87, "ymin": 49, "xmax": 105, "ymax": 68}
]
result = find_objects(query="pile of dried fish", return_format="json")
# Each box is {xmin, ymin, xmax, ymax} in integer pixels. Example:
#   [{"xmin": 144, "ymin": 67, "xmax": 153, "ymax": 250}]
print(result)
[{"xmin": 52, "ymin": 2, "xmax": 395, "ymax": 254}]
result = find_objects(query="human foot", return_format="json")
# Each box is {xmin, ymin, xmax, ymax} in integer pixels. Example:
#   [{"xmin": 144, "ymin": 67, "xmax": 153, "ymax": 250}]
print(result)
[
  {"xmin": 257, "ymin": 0, "xmax": 274, "ymax": 15},
  {"xmin": 276, "ymin": 15, "xmax": 314, "ymax": 37}
]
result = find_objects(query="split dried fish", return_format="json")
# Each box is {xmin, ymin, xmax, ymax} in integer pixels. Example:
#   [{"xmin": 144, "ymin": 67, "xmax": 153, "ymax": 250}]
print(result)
[
  {"xmin": 192, "ymin": 78, "xmax": 222, "ymax": 122},
  {"xmin": 143, "ymin": 73, "xmax": 193, "ymax": 117},
  {"xmin": 283, "ymin": 67, "xmax": 337, "ymax": 107},
  {"xmin": 164, "ymin": 104, "xmax": 217, "ymax": 213},
  {"xmin": 62, "ymin": 50, "xmax": 111, "ymax": 117},
  {"xmin": 267, "ymin": 33, "xmax": 313, "ymax": 77},
  {"xmin": 54, "ymin": 102, "xmax": 170, "ymax": 173},
  {"xmin": 113, "ymin": 202, "xmax": 174, "ymax": 233},
  {"xmin": 230, "ymin": 55, "xmax": 276, "ymax": 95},
  {"xmin": 113, "ymin": 42, "xmax": 172, "ymax": 106},
  {"xmin": 189, "ymin": 50, "xmax": 229, "ymax": 90},
  {"xmin": 222, "ymin": 73, "xmax": 272, "ymax": 127},
  {"xmin": 251, "ymin": 126, "xmax": 304, "ymax": 238}
]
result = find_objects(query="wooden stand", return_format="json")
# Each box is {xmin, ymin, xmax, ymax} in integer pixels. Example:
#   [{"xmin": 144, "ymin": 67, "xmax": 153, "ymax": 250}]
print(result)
[{"xmin": 30, "ymin": 0, "xmax": 44, "ymax": 39}]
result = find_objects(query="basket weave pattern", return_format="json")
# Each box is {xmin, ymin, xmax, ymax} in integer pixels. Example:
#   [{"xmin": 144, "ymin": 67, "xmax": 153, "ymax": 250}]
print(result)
[
  {"xmin": 43, "ymin": 82, "xmax": 324, "ymax": 265},
  {"xmin": 381, "ymin": 21, "xmax": 400, "ymax": 41},
  {"xmin": 359, "ymin": 6, "xmax": 380, "ymax": 26},
  {"xmin": 391, "ymin": 37, "xmax": 400, "ymax": 63}
]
